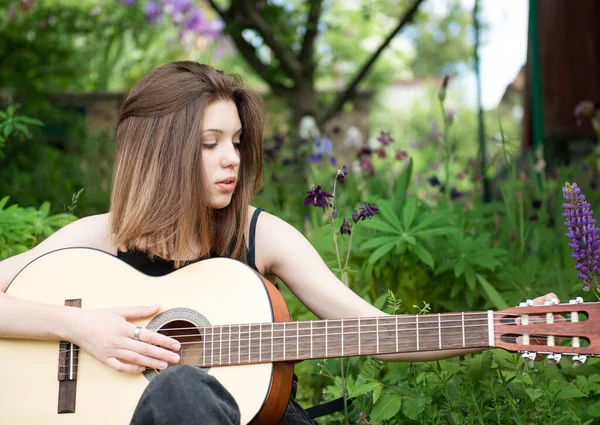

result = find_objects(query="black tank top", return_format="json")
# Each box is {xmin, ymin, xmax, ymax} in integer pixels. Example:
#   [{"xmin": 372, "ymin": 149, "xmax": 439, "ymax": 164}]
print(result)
[{"xmin": 117, "ymin": 208, "xmax": 264, "ymax": 276}]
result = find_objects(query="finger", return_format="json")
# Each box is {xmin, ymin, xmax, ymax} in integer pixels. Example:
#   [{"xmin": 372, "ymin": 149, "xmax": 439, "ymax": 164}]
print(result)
[
  {"xmin": 532, "ymin": 293, "xmax": 560, "ymax": 305},
  {"xmin": 124, "ymin": 338, "xmax": 181, "ymax": 365},
  {"xmin": 116, "ymin": 348, "xmax": 175, "ymax": 370},
  {"xmin": 130, "ymin": 326, "xmax": 181, "ymax": 352},
  {"xmin": 111, "ymin": 305, "xmax": 161, "ymax": 320},
  {"xmin": 105, "ymin": 357, "xmax": 146, "ymax": 374}
]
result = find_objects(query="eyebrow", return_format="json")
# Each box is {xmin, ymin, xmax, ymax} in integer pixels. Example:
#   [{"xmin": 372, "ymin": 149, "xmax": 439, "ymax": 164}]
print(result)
[{"xmin": 202, "ymin": 128, "xmax": 242, "ymax": 135}]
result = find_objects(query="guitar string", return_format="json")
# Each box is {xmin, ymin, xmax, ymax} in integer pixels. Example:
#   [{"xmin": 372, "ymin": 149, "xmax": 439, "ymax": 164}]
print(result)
[
  {"xmin": 58, "ymin": 331, "xmax": 574, "ymax": 376},
  {"xmin": 55, "ymin": 315, "xmax": 578, "ymax": 357}
]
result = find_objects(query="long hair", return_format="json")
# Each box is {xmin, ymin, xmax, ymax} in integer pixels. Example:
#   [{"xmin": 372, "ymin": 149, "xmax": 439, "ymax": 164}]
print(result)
[{"xmin": 110, "ymin": 61, "xmax": 264, "ymax": 266}]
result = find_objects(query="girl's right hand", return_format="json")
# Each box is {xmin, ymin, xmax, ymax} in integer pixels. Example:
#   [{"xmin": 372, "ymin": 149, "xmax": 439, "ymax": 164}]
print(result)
[{"xmin": 68, "ymin": 305, "xmax": 181, "ymax": 373}]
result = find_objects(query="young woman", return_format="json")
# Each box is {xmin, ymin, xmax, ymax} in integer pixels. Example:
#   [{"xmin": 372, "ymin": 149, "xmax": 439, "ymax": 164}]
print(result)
[{"xmin": 0, "ymin": 61, "xmax": 556, "ymax": 424}]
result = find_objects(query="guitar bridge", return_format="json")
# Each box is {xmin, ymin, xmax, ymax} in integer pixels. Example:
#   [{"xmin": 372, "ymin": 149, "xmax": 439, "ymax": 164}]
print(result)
[{"xmin": 57, "ymin": 299, "xmax": 81, "ymax": 414}]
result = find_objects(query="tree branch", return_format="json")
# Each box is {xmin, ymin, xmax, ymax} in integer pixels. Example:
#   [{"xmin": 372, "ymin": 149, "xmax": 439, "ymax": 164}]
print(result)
[
  {"xmin": 205, "ymin": 0, "xmax": 292, "ymax": 97},
  {"xmin": 234, "ymin": 0, "xmax": 303, "ymax": 80},
  {"xmin": 321, "ymin": 0, "xmax": 426, "ymax": 124},
  {"xmin": 299, "ymin": 0, "xmax": 324, "ymax": 65}
]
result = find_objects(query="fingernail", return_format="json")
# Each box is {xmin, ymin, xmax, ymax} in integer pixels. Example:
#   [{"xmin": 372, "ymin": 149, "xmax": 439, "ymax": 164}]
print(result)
[
  {"xmin": 171, "ymin": 355, "xmax": 180, "ymax": 363},
  {"xmin": 159, "ymin": 362, "xmax": 168, "ymax": 369},
  {"xmin": 172, "ymin": 343, "xmax": 181, "ymax": 351}
]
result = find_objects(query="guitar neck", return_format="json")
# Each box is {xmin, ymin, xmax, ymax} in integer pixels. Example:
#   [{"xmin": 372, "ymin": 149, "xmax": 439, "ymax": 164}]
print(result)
[{"xmin": 197, "ymin": 312, "xmax": 494, "ymax": 367}]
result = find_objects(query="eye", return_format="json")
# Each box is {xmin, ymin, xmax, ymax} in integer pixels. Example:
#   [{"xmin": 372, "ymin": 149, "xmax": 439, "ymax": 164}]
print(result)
[
  {"xmin": 233, "ymin": 141, "xmax": 242, "ymax": 149},
  {"xmin": 202, "ymin": 143, "xmax": 217, "ymax": 149}
]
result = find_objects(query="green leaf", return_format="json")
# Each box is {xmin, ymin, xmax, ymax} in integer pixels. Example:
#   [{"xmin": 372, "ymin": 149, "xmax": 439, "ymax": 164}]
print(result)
[
  {"xmin": 413, "ymin": 243, "xmax": 434, "ymax": 268},
  {"xmin": 402, "ymin": 396, "xmax": 424, "ymax": 420},
  {"xmin": 361, "ymin": 235, "xmax": 400, "ymax": 250},
  {"xmin": 15, "ymin": 116, "xmax": 44, "ymax": 127},
  {"xmin": 393, "ymin": 157, "xmax": 412, "ymax": 209},
  {"xmin": 3, "ymin": 123, "xmax": 13, "ymax": 138},
  {"xmin": 349, "ymin": 382, "xmax": 381, "ymax": 398},
  {"xmin": 556, "ymin": 382, "xmax": 587, "ymax": 399},
  {"xmin": 370, "ymin": 392, "xmax": 402, "ymax": 422},
  {"xmin": 454, "ymin": 258, "xmax": 465, "ymax": 277},
  {"xmin": 476, "ymin": 274, "xmax": 508, "ymax": 309},
  {"xmin": 378, "ymin": 201, "xmax": 403, "ymax": 233},
  {"xmin": 361, "ymin": 219, "xmax": 399, "ymax": 234},
  {"xmin": 587, "ymin": 401, "xmax": 600, "ymax": 418},
  {"xmin": 0, "ymin": 196, "xmax": 9, "ymax": 210},
  {"xmin": 367, "ymin": 241, "xmax": 396, "ymax": 265},
  {"xmin": 525, "ymin": 387, "xmax": 544, "ymax": 402},
  {"xmin": 402, "ymin": 197, "xmax": 417, "ymax": 230},
  {"xmin": 465, "ymin": 266, "xmax": 476, "ymax": 290},
  {"xmin": 373, "ymin": 384, "xmax": 383, "ymax": 404}
]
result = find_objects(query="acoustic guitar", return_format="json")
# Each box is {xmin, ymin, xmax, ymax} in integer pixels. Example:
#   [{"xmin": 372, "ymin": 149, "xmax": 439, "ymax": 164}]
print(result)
[{"xmin": 1, "ymin": 248, "xmax": 599, "ymax": 424}]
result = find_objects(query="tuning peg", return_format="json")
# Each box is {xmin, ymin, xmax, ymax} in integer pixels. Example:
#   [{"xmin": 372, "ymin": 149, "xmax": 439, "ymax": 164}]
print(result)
[
  {"xmin": 518, "ymin": 300, "xmax": 534, "ymax": 308},
  {"xmin": 569, "ymin": 297, "xmax": 584, "ymax": 304},
  {"xmin": 572, "ymin": 354, "xmax": 587, "ymax": 368},
  {"xmin": 544, "ymin": 298, "xmax": 559, "ymax": 306},
  {"xmin": 522, "ymin": 351, "xmax": 536, "ymax": 368},
  {"xmin": 546, "ymin": 353, "xmax": 561, "ymax": 365}
]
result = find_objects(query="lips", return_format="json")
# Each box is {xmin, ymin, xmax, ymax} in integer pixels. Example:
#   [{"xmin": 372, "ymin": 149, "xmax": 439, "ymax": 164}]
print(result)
[
  {"xmin": 216, "ymin": 177, "xmax": 236, "ymax": 193},
  {"xmin": 217, "ymin": 177, "xmax": 236, "ymax": 184}
]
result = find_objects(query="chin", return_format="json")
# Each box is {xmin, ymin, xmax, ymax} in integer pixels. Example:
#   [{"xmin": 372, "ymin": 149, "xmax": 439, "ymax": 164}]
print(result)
[{"xmin": 210, "ymin": 197, "xmax": 234, "ymax": 210}]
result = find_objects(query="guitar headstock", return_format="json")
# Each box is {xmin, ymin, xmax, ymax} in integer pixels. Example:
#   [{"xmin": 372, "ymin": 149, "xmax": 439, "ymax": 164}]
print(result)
[{"xmin": 495, "ymin": 297, "xmax": 600, "ymax": 366}]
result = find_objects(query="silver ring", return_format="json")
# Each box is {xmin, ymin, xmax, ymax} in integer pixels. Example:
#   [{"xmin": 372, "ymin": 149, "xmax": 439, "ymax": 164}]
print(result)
[{"xmin": 133, "ymin": 326, "xmax": 142, "ymax": 341}]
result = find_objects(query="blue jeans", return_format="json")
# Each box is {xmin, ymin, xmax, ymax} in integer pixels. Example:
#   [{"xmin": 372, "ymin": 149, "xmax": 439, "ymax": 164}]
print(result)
[{"xmin": 130, "ymin": 365, "xmax": 313, "ymax": 425}]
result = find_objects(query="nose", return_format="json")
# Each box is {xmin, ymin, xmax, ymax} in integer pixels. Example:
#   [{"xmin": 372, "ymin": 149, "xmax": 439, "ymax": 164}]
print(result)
[{"xmin": 221, "ymin": 142, "xmax": 240, "ymax": 168}]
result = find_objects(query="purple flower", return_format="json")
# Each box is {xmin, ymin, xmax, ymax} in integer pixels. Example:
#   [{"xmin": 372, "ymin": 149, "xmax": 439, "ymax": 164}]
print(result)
[
  {"xmin": 123, "ymin": 0, "xmax": 136, "ymax": 5},
  {"xmin": 377, "ymin": 131, "xmax": 394, "ymax": 146},
  {"xmin": 358, "ymin": 202, "xmax": 379, "ymax": 220},
  {"xmin": 340, "ymin": 218, "xmax": 352, "ymax": 235},
  {"xmin": 562, "ymin": 182, "xmax": 600, "ymax": 291},
  {"xmin": 303, "ymin": 185, "xmax": 333, "ymax": 209},
  {"xmin": 428, "ymin": 176, "xmax": 441, "ymax": 187},
  {"xmin": 377, "ymin": 149, "xmax": 386, "ymax": 159},
  {"xmin": 332, "ymin": 209, "xmax": 338, "ymax": 220},
  {"xmin": 359, "ymin": 158, "xmax": 374, "ymax": 176},
  {"xmin": 163, "ymin": 0, "xmax": 193, "ymax": 15},
  {"xmin": 352, "ymin": 209, "xmax": 360, "ymax": 223},
  {"xmin": 183, "ymin": 10, "xmax": 224, "ymax": 37},
  {"xmin": 336, "ymin": 165, "xmax": 348, "ymax": 183},
  {"xmin": 532, "ymin": 199, "xmax": 542, "ymax": 209},
  {"xmin": 450, "ymin": 188, "xmax": 462, "ymax": 200},
  {"xmin": 395, "ymin": 150, "xmax": 408, "ymax": 161},
  {"xmin": 574, "ymin": 100, "xmax": 597, "ymax": 126},
  {"xmin": 144, "ymin": 1, "xmax": 162, "ymax": 23}
]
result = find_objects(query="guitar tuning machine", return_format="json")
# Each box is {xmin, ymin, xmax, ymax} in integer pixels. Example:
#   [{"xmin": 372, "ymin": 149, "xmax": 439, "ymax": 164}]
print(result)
[
  {"xmin": 569, "ymin": 297, "xmax": 584, "ymax": 304},
  {"xmin": 546, "ymin": 353, "xmax": 561, "ymax": 365},
  {"xmin": 518, "ymin": 300, "xmax": 534, "ymax": 308},
  {"xmin": 572, "ymin": 354, "xmax": 588, "ymax": 368},
  {"xmin": 544, "ymin": 298, "xmax": 559, "ymax": 306},
  {"xmin": 521, "ymin": 351, "xmax": 536, "ymax": 368}
]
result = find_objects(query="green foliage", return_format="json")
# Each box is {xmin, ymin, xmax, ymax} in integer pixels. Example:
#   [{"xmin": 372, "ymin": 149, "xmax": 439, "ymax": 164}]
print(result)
[{"xmin": 0, "ymin": 196, "xmax": 76, "ymax": 259}]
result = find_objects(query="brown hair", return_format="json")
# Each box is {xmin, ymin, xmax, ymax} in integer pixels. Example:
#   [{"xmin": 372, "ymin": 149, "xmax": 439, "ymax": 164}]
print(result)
[{"xmin": 110, "ymin": 61, "xmax": 264, "ymax": 266}]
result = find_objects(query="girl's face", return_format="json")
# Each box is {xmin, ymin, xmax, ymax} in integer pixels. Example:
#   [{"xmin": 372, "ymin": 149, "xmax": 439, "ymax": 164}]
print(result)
[{"xmin": 201, "ymin": 99, "xmax": 242, "ymax": 209}]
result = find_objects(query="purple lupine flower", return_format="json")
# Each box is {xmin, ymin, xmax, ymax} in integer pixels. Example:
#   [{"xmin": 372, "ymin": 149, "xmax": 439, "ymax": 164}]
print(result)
[
  {"xmin": 562, "ymin": 182, "xmax": 600, "ymax": 291},
  {"xmin": 336, "ymin": 165, "xmax": 348, "ymax": 183},
  {"xmin": 340, "ymin": 218, "xmax": 352, "ymax": 235},
  {"xmin": 163, "ymin": 0, "xmax": 193, "ymax": 15},
  {"xmin": 144, "ymin": 1, "xmax": 162, "ymax": 23},
  {"xmin": 377, "ymin": 131, "xmax": 394, "ymax": 146},
  {"xmin": 302, "ymin": 185, "xmax": 333, "ymax": 209},
  {"xmin": 184, "ymin": 10, "xmax": 224, "ymax": 37}
]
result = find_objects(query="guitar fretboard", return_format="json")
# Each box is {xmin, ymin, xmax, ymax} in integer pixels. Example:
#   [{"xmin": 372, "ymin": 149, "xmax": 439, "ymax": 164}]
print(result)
[{"xmin": 191, "ymin": 313, "xmax": 492, "ymax": 367}]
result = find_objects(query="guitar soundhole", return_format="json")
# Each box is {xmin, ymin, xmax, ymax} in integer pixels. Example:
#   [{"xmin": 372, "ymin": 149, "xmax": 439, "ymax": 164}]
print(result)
[{"xmin": 159, "ymin": 320, "xmax": 203, "ymax": 368}]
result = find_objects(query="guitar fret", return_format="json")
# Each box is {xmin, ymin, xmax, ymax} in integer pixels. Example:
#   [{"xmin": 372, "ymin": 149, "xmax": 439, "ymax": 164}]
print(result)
[
  {"xmin": 341, "ymin": 318, "xmax": 344, "ymax": 356},
  {"xmin": 438, "ymin": 313, "xmax": 441, "ymax": 349},
  {"xmin": 376, "ymin": 316, "xmax": 379, "ymax": 353},
  {"xmin": 462, "ymin": 312, "xmax": 465, "ymax": 348},
  {"xmin": 211, "ymin": 326, "xmax": 214, "ymax": 366},
  {"xmin": 416, "ymin": 315, "xmax": 419, "ymax": 351},
  {"xmin": 219, "ymin": 325, "xmax": 223, "ymax": 365}
]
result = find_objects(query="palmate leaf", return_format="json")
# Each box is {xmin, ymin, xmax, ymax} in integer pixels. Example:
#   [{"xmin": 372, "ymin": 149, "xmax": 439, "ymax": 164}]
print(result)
[
  {"xmin": 361, "ymin": 219, "xmax": 400, "ymax": 234},
  {"xmin": 413, "ymin": 243, "xmax": 434, "ymax": 268},
  {"xmin": 377, "ymin": 201, "xmax": 403, "ymax": 233},
  {"xmin": 361, "ymin": 235, "xmax": 400, "ymax": 250},
  {"xmin": 402, "ymin": 197, "xmax": 417, "ymax": 229},
  {"xmin": 368, "ymin": 241, "xmax": 396, "ymax": 264},
  {"xmin": 476, "ymin": 274, "xmax": 508, "ymax": 310}
]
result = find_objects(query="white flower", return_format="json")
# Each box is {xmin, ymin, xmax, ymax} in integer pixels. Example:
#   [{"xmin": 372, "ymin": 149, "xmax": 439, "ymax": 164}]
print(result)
[
  {"xmin": 298, "ymin": 115, "xmax": 320, "ymax": 140},
  {"xmin": 344, "ymin": 126, "xmax": 363, "ymax": 149},
  {"xmin": 367, "ymin": 137, "xmax": 381, "ymax": 150}
]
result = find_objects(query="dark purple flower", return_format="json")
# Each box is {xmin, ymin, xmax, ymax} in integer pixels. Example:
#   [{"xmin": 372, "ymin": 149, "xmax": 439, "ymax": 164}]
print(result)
[
  {"xmin": 574, "ymin": 100, "xmax": 597, "ymax": 126},
  {"xmin": 358, "ymin": 202, "xmax": 379, "ymax": 220},
  {"xmin": 377, "ymin": 131, "xmax": 394, "ymax": 146},
  {"xmin": 532, "ymin": 199, "xmax": 542, "ymax": 209},
  {"xmin": 351, "ymin": 209, "xmax": 360, "ymax": 223},
  {"xmin": 438, "ymin": 75, "xmax": 450, "ymax": 102},
  {"xmin": 357, "ymin": 147, "xmax": 373, "ymax": 159},
  {"xmin": 336, "ymin": 165, "xmax": 348, "ymax": 183},
  {"xmin": 307, "ymin": 153, "xmax": 322, "ymax": 164},
  {"xmin": 395, "ymin": 150, "xmax": 408, "ymax": 161},
  {"xmin": 450, "ymin": 188, "xmax": 462, "ymax": 200},
  {"xmin": 340, "ymin": 218, "xmax": 352, "ymax": 235},
  {"xmin": 428, "ymin": 176, "xmax": 441, "ymax": 187},
  {"xmin": 332, "ymin": 209, "xmax": 338, "ymax": 219},
  {"xmin": 359, "ymin": 158, "xmax": 374, "ymax": 176},
  {"xmin": 562, "ymin": 182, "xmax": 600, "ymax": 291},
  {"xmin": 144, "ymin": 1, "xmax": 162, "ymax": 23},
  {"xmin": 302, "ymin": 185, "xmax": 333, "ymax": 209},
  {"xmin": 377, "ymin": 149, "xmax": 386, "ymax": 159}
]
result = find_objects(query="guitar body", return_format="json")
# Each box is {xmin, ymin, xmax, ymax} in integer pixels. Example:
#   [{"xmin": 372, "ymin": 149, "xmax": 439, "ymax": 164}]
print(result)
[{"xmin": 0, "ymin": 248, "xmax": 293, "ymax": 425}]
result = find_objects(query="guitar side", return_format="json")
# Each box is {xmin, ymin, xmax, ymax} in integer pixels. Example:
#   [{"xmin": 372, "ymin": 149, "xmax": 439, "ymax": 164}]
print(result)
[{"xmin": 0, "ymin": 248, "xmax": 290, "ymax": 425}]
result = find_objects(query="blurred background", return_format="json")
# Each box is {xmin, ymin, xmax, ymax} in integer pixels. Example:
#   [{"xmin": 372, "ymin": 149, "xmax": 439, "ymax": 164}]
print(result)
[{"xmin": 2, "ymin": 0, "xmax": 600, "ymax": 423}]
